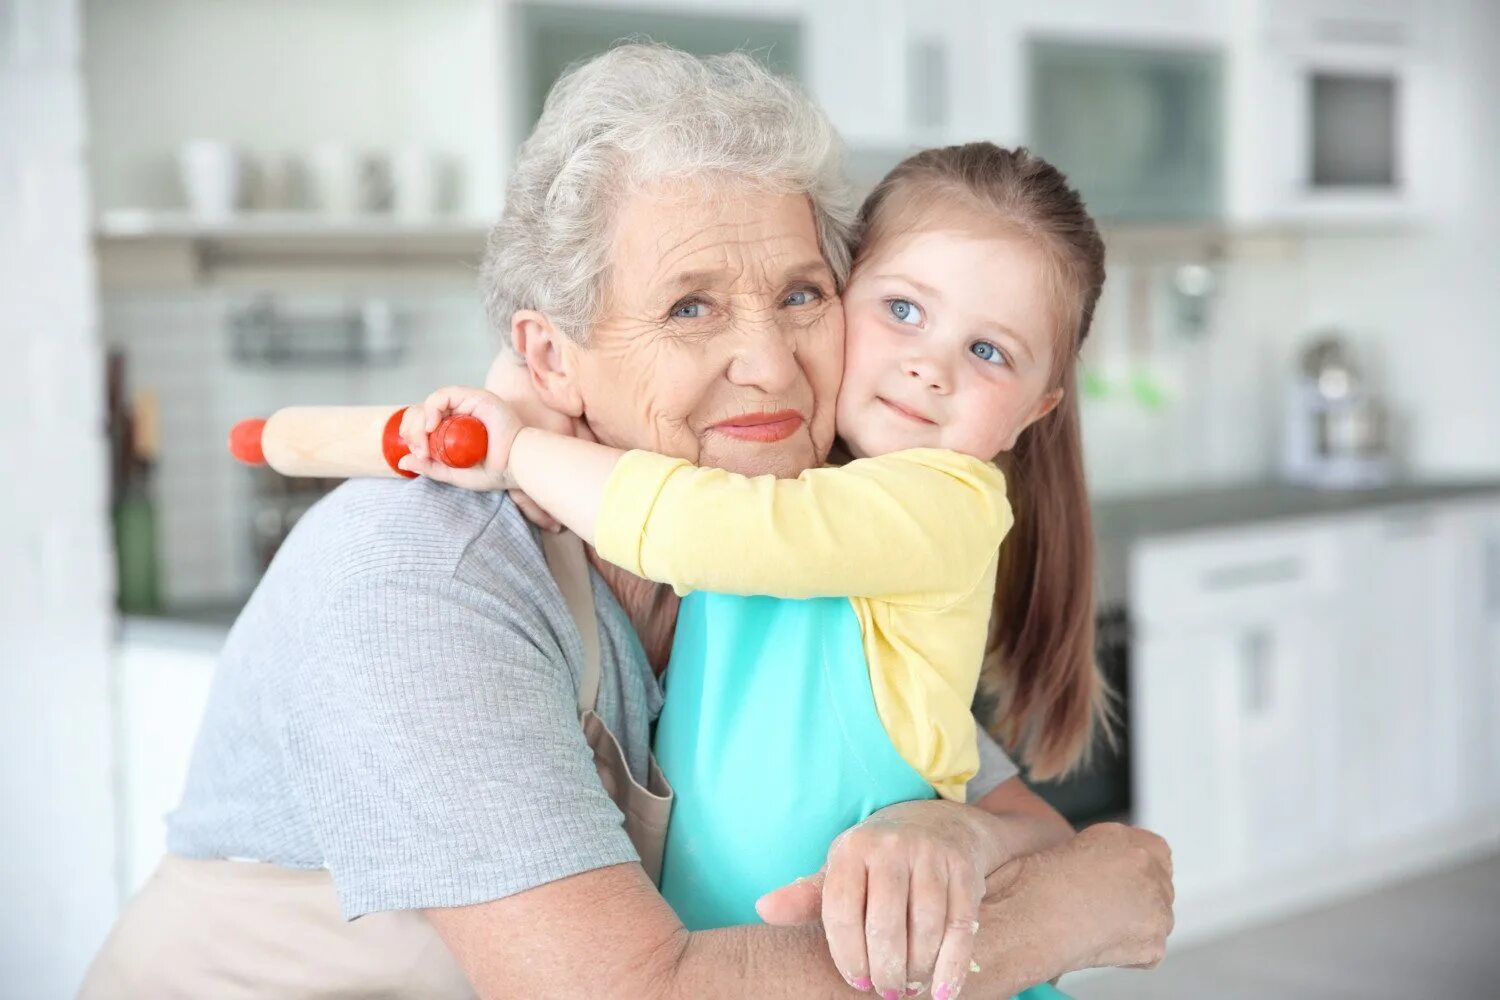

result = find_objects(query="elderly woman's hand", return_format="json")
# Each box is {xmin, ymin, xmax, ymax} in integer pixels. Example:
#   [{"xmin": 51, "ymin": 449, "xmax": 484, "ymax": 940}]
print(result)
[
  {"xmin": 758, "ymin": 799, "xmax": 991, "ymax": 999},
  {"xmin": 984, "ymin": 822, "xmax": 1174, "ymax": 977}
]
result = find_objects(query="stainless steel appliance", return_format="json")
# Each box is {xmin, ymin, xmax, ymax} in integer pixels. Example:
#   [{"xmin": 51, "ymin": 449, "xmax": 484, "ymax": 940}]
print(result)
[{"xmin": 1281, "ymin": 333, "xmax": 1396, "ymax": 489}]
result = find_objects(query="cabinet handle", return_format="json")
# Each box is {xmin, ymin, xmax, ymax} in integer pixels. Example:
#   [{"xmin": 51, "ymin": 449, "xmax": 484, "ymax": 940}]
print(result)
[
  {"xmin": 1201, "ymin": 557, "xmax": 1303, "ymax": 592},
  {"xmin": 907, "ymin": 37, "xmax": 949, "ymax": 131},
  {"xmin": 1486, "ymin": 537, "xmax": 1500, "ymax": 616},
  {"xmin": 1241, "ymin": 629, "xmax": 1274, "ymax": 717},
  {"xmin": 1383, "ymin": 510, "xmax": 1434, "ymax": 539}
]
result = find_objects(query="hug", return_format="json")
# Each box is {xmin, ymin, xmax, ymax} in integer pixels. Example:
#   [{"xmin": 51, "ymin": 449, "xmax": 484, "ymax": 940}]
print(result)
[{"xmin": 84, "ymin": 43, "xmax": 1172, "ymax": 1000}]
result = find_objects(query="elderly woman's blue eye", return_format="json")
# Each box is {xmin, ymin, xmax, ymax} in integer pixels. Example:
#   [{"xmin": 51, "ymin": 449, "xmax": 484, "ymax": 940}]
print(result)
[
  {"xmin": 784, "ymin": 288, "xmax": 819, "ymax": 307},
  {"xmin": 888, "ymin": 298, "xmax": 924, "ymax": 325},
  {"xmin": 672, "ymin": 301, "xmax": 708, "ymax": 319},
  {"xmin": 971, "ymin": 341, "xmax": 1007, "ymax": 365}
]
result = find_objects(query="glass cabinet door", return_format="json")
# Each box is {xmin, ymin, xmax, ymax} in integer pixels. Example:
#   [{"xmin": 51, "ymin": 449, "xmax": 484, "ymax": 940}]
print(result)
[
  {"xmin": 1028, "ymin": 40, "xmax": 1224, "ymax": 222},
  {"xmin": 517, "ymin": 4, "xmax": 804, "ymax": 133}
]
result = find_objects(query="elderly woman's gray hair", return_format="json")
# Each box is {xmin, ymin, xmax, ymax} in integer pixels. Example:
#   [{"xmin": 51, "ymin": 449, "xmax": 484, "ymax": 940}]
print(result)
[{"xmin": 482, "ymin": 43, "xmax": 857, "ymax": 343}]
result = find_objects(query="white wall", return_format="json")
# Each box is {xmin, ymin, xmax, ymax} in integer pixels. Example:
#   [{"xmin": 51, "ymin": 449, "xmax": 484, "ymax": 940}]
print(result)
[
  {"xmin": 0, "ymin": 0, "xmax": 119, "ymax": 995},
  {"xmin": 1285, "ymin": 0, "xmax": 1500, "ymax": 476},
  {"xmin": 83, "ymin": 0, "xmax": 503, "ymax": 217},
  {"xmin": 1083, "ymin": 0, "xmax": 1500, "ymax": 495}
]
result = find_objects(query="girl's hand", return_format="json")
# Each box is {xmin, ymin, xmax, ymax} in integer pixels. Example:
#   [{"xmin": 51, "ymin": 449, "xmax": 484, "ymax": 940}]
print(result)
[
  {"xmin": 759, "ymin": 799, "xmax": 988, "ymax": 1000},
  {"xmin": 397, "ymin": 386, "xmax": 524, "ymax": 492},
  {"xmin": 484, "ymin": 355, "xmax": 594, "ymax": 530}
]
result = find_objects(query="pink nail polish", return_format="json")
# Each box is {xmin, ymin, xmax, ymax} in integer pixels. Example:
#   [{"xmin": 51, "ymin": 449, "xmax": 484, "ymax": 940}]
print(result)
[
  {"xmin": 882, "ymin": 991, "xmax": 900, "ymax": 1000},
  {"xmin": 933, "ymin": 985, "xmax": 953, "ymax": 1000},
  {"xmin": 850, "ymin": 975, "xmax": 873, "ymax": 991}
]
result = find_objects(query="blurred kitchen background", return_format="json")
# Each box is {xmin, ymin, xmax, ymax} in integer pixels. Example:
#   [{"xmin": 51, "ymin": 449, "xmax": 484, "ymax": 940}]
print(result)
[{"xmin": 5, "ymin": 0, "xmax": 1500, "ymax": 996}]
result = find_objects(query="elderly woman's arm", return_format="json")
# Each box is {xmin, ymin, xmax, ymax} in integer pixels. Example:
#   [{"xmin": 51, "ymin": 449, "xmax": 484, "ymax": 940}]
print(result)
[
  {"xmin": 749, "ymin": 777, "xmax": 1077, "ymax": 995},
  {"xmin": 425, "ymin": 820, "xmax": 1170, "ymax": 1000}
]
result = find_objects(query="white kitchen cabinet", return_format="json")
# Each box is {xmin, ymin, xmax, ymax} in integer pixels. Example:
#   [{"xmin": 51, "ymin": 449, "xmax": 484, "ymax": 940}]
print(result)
[
  {"xmin": 1014, "ymin": 0, "xmax": 1227, "ymax": 47},
  {"xmin": 1336, "ymin": 507, "xmax": 1468, "ymax": 845},
  {"xmin": 1131, "ymin": 627, "xmax": 1244, "ymax": 897},
  {"xmin": 1130, "ymin": 496, "xmax": 1500, "ymax": 918},
  {"xmin": 114, "ymin": 622, "xmax": 221, "ymax": 894},
  {"xmin": 803, "ymin": 0, "xmax": 909, "ymax": 149},
  {"xmin": 1133, "ymin": 620, "xmax": 1340, "ymax": 898},
  {"xmin": 1477, "ymin": 515, "xmax": 1500, "ymax": 812},
  {"xmin": 1224, "ymin": 0, "xmax": 1442, "ymax": 225},
  {"xmin": 1131, "ymin": 522, "xmax": 1343, "ymax": 899},
  {"xmin": 804, "ymin": 0, "xmax": 1019, "ymax": 155},
  {"xmin": 1450, "ymin": 502, "xmax": 1500, "ymax": 814}
]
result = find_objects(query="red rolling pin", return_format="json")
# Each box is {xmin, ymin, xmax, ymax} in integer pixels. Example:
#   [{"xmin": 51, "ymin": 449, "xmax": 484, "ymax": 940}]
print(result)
[{"xmin": 228, "ymin": 405, "xmax": 487, "ymax": 479}]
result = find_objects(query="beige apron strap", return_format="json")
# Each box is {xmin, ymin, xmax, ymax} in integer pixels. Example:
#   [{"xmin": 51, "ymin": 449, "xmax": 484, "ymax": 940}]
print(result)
[
  {"xmin": 538, "ymin": 529, "xmax": 673, "ymax": 885},
  {"xmin": 540, "ymin": 529, "xmax": 601, "ymax": 715}
]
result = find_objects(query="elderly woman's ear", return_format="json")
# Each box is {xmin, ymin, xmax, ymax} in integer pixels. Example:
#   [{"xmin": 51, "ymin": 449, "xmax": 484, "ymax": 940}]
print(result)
[{"xmin": 511, "ymin": 309, "xmax": 585, "ymax": 418}]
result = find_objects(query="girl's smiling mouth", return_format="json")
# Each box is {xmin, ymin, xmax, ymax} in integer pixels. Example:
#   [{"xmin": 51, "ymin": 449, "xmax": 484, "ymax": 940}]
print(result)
[{"xmin": 877, "ymin": 397, "xmax": 937, "ymax": 425}]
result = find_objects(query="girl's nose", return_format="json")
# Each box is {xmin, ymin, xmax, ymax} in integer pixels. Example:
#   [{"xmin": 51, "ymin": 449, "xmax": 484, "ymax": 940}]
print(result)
[{"xmin": 904, "ymin": 356, "xmax": 950, "ymax": 394}]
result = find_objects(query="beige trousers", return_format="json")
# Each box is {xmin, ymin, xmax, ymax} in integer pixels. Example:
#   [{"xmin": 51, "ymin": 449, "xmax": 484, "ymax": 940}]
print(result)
[{"xmin": 78, "ymin": 855, "xmax": 477, "ymax": 1000}]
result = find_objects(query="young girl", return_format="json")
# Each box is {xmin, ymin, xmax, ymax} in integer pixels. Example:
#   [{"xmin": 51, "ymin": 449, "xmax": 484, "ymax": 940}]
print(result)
[{"xmin": 402, "ymin": 144, "xmax": 1105, "ymax": 1000}]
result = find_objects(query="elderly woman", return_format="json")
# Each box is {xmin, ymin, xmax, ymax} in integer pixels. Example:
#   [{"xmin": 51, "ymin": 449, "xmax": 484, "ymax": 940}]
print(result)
[{"xmin": 82, "ymin": 45, "xmax": 1171, "ymax": 999}]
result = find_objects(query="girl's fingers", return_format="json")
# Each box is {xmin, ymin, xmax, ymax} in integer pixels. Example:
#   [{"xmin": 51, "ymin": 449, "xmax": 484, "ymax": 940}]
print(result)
[
  {"xmin": 421, "ymin": 388, "xmax": 458, "ymax": 433},
  {"xmin": 822, "ymin": 851, "xmax": 872, "ymax": 992},
  {"xmin": 928, "ymin": 866, "xmax": 982, "ymax": 1000},
  {"xmin": 866, "ymin": 861, "xmax": 910, "ymax": 999},
  {"xmin": 399, "ymin": 453, "xmax": 505, "ymax": 493},
  {"xmin": 421, "ymin": 386, "xmax": 487, "ymax": 433},
  {"xmin": 904, "ymin": 855, "xmax": 948, "ymax": 993},
  {"xmin": 400, "ymin": 405, "xmax": 428, "ymax": 460},
  {"xmin": 398, "ymin": 453, "xmax": 443, "ymax": 481}
]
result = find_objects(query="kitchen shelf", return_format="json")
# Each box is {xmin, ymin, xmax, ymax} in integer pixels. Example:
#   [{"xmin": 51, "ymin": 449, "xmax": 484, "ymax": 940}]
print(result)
[{"xmin": 94, "ymin": 211, "xmax": 493, "ymax": 289}]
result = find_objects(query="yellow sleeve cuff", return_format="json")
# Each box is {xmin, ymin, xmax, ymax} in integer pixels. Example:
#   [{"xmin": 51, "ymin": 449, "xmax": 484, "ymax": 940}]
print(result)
[
  {"xmin": 594, "ymin": 449, "xmax": 690, "ymax": 578},
  {"xmin": 932, "ymin": 777, "xmax": 971, "ymax": 803}
]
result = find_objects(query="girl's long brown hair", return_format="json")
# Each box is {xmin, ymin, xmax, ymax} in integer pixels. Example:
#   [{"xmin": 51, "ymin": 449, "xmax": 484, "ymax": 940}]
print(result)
[{"xmin": 857, "ymin": 144, "xmax": 1107, "ymax": 779}]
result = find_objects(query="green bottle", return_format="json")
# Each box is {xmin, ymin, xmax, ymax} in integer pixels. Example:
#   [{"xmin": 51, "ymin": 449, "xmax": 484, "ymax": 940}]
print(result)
[{"xmin": 114, "ymin": 389, "xmax": 162, "ymax": 615}]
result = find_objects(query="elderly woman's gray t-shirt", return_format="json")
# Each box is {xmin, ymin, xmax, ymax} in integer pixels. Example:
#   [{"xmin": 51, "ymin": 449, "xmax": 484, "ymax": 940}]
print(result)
[{"xmin": 166, "ymin": 477, "xmax": 1020, "ymax": 919}]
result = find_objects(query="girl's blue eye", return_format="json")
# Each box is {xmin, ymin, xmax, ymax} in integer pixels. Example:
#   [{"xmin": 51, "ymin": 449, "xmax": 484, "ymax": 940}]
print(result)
[
  {"xmin": 971, "ymin": 340, "xmax": 1007, "ymax": 365},
  {"xmin": 888, "ymin": 298, "xmax": 924, "ymax": 326},
  {"xmin": 784, "ymin": 288, "xmax": 820, "ymax": 307},
  {"xmin": 672, "ymin": 301, "xmax": 708, "ymax": 319}
]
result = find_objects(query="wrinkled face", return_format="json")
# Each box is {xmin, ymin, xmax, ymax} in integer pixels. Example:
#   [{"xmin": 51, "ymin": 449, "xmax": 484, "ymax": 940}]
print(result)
[
  {"xmin": 570, "ymin": 178, "xmax": 843, "ymax": 478},
  {"xmin": 837, "ymin": 229, "xmax": 1063, "ymax": 461}
]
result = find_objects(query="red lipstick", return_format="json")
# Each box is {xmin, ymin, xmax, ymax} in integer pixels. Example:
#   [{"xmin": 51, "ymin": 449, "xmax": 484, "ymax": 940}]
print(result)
[{"xmin": 712, "ymin": 409, "xmax": 805, "ymax": 443}]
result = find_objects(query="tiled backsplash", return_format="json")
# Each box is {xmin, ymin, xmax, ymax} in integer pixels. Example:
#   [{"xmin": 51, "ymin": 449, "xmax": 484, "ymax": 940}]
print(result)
[
  {"xmin": 104, "ymin": 258, "xmax": 1295, "ymax": 608},
  {"xmin": 104, "ymin": 290, "xmax": 498, "ymax": 607},
  {"xmin": 104, "ymin": 240, "xmax": 1434, "ymax": 608}
]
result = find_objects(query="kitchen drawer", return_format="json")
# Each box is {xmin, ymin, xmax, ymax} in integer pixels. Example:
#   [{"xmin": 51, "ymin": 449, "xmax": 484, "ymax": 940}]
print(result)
[{"xmin": 1131, "ymin": 522, "xmax": 1342, "ymax": 628}]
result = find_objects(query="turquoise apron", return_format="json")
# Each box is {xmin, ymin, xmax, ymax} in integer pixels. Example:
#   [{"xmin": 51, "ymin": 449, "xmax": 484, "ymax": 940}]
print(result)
[{"xmin": 655, "ymin": 592, "xmax": 1067, "ymax": 999}]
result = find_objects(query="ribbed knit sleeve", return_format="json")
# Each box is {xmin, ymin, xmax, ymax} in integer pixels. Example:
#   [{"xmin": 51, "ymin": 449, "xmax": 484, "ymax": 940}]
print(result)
[{"xmin": 283, "ymin": 568, "xmax": 639, "ymax": 919}]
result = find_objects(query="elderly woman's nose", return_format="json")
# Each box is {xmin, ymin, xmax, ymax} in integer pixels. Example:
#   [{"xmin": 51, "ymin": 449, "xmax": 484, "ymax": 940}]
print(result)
[{"xmin": 726, "ymin": 321, "xmax": 802, "ymax": 393}]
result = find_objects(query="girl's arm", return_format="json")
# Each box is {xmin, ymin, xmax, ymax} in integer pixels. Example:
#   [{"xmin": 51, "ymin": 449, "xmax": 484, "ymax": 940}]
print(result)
[
  {"xmin": 506, "ymin": 427, "xmax": 627, "ymax": 544},
  {"xmin": 544, "ymin": 444, "xmax": 1013, "ymax": 601},
  {"xmin": 403, "ymin": 387, "xmax": 1011, "ymax": 601}
]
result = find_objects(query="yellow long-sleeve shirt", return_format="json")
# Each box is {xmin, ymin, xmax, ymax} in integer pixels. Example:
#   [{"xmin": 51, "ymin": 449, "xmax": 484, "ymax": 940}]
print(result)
[{"xmin": 595, "ymin": 447, "xmax": 1012, "ymax": 802}]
